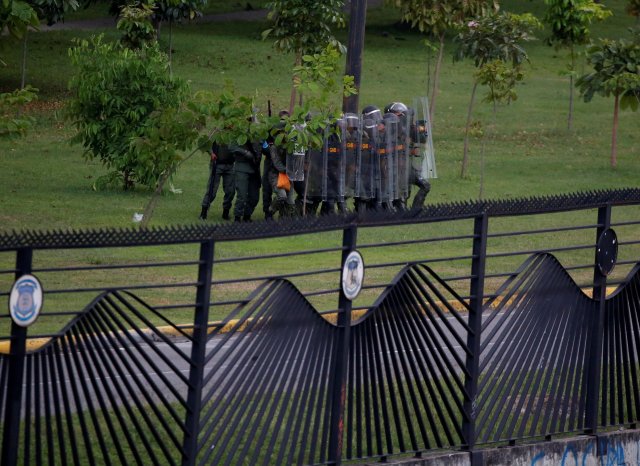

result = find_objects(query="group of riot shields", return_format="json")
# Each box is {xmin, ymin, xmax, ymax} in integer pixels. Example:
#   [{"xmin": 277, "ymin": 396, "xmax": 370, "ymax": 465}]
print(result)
[{"xmin": 286, "ymin": 97, "xmax": 436, "ymax": 213}]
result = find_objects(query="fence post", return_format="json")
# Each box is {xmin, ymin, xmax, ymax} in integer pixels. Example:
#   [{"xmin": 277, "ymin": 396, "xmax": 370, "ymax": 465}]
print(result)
[
  {"xmin": 328, "ymin": 224, "xmax": 358, "ymax": 466},
  {"xmin": 463, "ymin": 213, "xmax": 488, "ymax": 455},
  {"xmin": 182, "ymin": 239, "xmax": 215, "ymax": 466},
  {"xmin": 585, "ymin": 204, "xmax": 612, "ymax": 434},
  {"xmin": 1, "ymin": 247, "xmax": 33, "ymax": 466}
]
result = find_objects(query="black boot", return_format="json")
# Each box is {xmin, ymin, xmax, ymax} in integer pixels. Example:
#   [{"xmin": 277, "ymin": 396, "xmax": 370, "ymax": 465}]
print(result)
[
  {"xmin": 222, "ymin": 208, "xmax": 230, "ymax": 220},
  {"xmin": 243, "ymin": 215, "xmax": 252, "ymax": 222},
  {"xmin": 234, "ymin": 216, "xmax": 242, "ymax": 222},
  {"xmin": 199, "ymin": 206, "xmax": 208, "ymax": 220}
]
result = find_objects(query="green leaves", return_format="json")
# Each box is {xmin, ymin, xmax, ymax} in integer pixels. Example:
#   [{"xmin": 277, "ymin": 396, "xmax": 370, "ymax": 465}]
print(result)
[
  {"xmin": 577, "ymin": 32, "xmax": 640, "ymax": 104},
  {"xmin": 0, "ymin": 0, "xmax": 39, "ymax": 39},
  {"xmin": 67, "ymin": 36, "xmax": 190, "ymax": 190},
  {"xmin": 544, "ymin": 0, "xmax": 611, "ymax": 49},
  {"xmin": 455, "ymin": 12, "xmax": 541, "ymax": 68},
  {"xmin": 388, "ymin": 0, "xmax": 499, "ymax": 39},
  {"xmin": 0, "ymin": 86, "xmax": 37, "ymax": 140},
  {"xmin": 117, "ymin": 1, "xmax": 156, "ymax": 49},
  {"xmin": 263, "ymin": 0, "xmax": 345, "ymax": 56}
]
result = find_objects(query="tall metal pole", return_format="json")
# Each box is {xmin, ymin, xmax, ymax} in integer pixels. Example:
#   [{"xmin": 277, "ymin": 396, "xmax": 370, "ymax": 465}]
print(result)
[
  {"xmin": 585, "ymin": 204, "xmax": 612, "ymax": 434},
  {"xmin": 343, "ymin": 0, "xmax": 368, "ymax": 114},
  {"xmin": 182, "ymin": 239, "xmax": 215, "ymax": 466},
  {"xmin": 2, "ymin": 248, "xmax": 33, "ymax": 466},
  {"xmin": 328, "ymin": 225, "xmax": 358, "ymax": 465},
  {"xmin": 463, "ymin": 213, "xmax": 488, "ymax": 459}
]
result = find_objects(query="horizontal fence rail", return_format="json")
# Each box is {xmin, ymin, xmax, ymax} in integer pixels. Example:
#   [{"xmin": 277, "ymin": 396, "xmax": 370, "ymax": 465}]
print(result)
[{"xmin": 1, "ymin": 188, "xmax": 640, "ymax": 465}]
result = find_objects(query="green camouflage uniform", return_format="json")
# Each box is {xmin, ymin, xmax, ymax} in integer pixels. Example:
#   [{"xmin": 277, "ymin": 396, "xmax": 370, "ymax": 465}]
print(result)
[{"xmin": 231, "ymin": 142, "xmax": 261, "ymax": 221}]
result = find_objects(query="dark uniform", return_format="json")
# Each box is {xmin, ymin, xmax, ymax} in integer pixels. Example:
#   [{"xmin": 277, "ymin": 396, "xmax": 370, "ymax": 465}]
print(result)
[
  {"xmin": 199, "ymin": 143, "xmax": 235, "ymax": 221},
  {"xmin": 355, "ymin": 121, "xmax": 376, "ymax": 213},
  {"xmin": 265, "ymin": 123, "xmax": 296, "ymax": 218},
  {"xmin": 231, "ymin": 141, "xmax": 261, "ymax": 222},
  {"xmin": 321, "ymin": 128, "xmax": 343, "ymax": 215},
  {"xmin": 409, "ymin": 119, "xmax": 432, "ymax": 210},
  {"xmin": 261, "ymin": 144, "xmax": 274, "ymax": 220}
]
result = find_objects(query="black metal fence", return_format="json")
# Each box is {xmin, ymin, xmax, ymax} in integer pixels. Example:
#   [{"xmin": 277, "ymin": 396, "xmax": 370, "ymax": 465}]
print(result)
[{"xmin": 1, "ymin": 188, "xmax": 640, "ymax": 465}]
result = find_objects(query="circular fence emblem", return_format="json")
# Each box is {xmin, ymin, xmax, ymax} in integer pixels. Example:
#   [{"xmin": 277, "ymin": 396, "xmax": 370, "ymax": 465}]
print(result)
[
  {"xmin": 342, "ymin": 250, "xmax": 364, "ymax": 301},
  {"xmin": 9, "ymin": 274, "xmax": 43, "ymax": 327},
  {"xmin": 596, "ymin": 228, "xmax": 618, "ymax": 276}
]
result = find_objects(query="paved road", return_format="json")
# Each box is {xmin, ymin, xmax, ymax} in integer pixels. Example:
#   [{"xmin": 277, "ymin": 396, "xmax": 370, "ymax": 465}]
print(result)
[{"xmin": 42, "ymin": 0, "xmax": 385, "ymax": 32}]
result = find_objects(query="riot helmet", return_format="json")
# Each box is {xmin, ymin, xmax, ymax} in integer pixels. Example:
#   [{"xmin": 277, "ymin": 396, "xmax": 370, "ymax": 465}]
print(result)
[
  {"xmin": 344, "ymin": 113, "xmax": 360, "ymax": 130},
  {"xmin": 362, "ymin": 105, "xmax": 382, "ymax": 123},
  {"xmin": 384, "ymin": 102, "xmax": 408, "ymax": 116}
]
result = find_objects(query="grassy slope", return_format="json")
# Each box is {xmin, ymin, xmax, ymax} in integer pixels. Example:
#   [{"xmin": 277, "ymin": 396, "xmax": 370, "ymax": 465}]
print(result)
[
  {"xmin": 0, "ymin": 0, "xmax": 639, "ymax": 334},
  {"xmin": 0, "ymin": 0, "xmax": 638, "ymax": 231}
]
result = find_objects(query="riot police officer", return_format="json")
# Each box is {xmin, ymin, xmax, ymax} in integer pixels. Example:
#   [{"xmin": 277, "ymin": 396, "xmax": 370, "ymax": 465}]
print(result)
[
  {"xmin": 265, "ymin": 118, "xmax": 296, "ymax": 218},
  {"xmin": 386, "ymin": 101, "xmax": 432, "ymax": 211},
  {"xmin": 231, "ymin": 140, "xmax": 261, "ymax": 222},
  {"xmin": 199, "ymin": 142, "xmax": 235, "ymax": 221},
  {"xmin": 385, "ymin": 102, "xmax": 411, "ymax": 211}
]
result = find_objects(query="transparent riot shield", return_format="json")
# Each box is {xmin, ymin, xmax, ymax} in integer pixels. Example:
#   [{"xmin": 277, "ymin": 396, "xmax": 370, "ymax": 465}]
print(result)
[
  {"xmin": 304, "ymin": 130, "xmax": 326, "ymax": 201},
  {"xmin": 342, "ymin": 113, "xmax": 359, "ymax": 200},
  {"xmin": 395, "ymin": 110, "xmax": 411, "ymax": 201},
  {"xmin": 323, "ymin": 124, "xmax": 345, "ymax": 203},
  {"xmin": 286, "ymin": 123, "xmax": 306, "ymax": 182},
  {"xmin": 357, "ymin": 118, "xmax": 377, "ymax": 201},
  {"xmin": 411, "ymin": 96, "xmax": 437, "ymax": 180},
  {"xmin": 377, "ymin": 113, "xmax": 398, "ymax": 205}
]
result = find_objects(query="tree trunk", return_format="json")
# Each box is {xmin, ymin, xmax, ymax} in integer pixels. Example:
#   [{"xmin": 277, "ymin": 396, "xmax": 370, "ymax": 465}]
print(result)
[
  {"xmin": 611, "ymin": 93, "xmax": 619, "ymax": 168},
  {"xmin": 168, "ymin": 20, "xmax": 173, "ymax": 77},
  {"xmin": 429, "ymin": 34, "xmax": 445, "ymax": 125},
  {"xmin": 21, "ymin": 32, "xmax": 28, "ymax": 89},
  {"xmin": 288, "ymin": 51, "xmax": 302, "ymax": 115},
  {"xmin": 153, "ymin": 17, "xmax": 162, "ymax": 40},
  {"xmin": 567, "ymin": 46, "xmax": 575, "ymax": 131},
  {"xmin": 461, "ymin": 81, "xmax": 479, "ymax": 179}
]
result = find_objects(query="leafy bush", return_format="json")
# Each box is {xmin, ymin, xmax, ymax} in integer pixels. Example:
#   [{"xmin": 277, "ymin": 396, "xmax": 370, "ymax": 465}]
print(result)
[
  {"xmin": 67, "ymin": 35, "xmax": 190, "ymax": 190},
  {"xmin": 0, "ymin": 86, "xmax": 37, "ymax": 140}
]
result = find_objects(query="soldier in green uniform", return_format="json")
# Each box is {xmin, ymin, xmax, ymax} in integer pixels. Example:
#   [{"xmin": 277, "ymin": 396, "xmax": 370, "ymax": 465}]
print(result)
[
  {"xmin": 231, "ymin": 141, "xmax": 262, "ymax": 222},
  {"xmin": 199, "ymin": 142, "xmax": 235, "ymax": 221}
]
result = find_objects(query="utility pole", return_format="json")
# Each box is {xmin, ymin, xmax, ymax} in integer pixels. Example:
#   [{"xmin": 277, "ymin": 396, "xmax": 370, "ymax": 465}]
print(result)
[{"xmin": 343, "ymin": 0, "xmax": 367, "ymax": 114}]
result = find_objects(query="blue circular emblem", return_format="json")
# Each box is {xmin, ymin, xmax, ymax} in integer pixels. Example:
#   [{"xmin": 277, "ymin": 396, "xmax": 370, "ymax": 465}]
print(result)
[
  {"xmin": 9, "ymin": 274, "xmax": 43, "ymax": 327},
  {"xmin": 342, "ymin": 250, "xmax": 365, "ymax": 301}
]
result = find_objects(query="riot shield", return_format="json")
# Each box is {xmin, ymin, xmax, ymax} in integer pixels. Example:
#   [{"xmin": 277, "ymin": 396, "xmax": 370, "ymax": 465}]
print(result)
[
  {"xmin": 323, "ymin": 124, "xmax": 345, "ymax": 203},
  {"xmin": 395, "ymin": 110, "xmax": 411, "ymax": 201},
  {"xmin": 376, "ymin": 113, "xmax": 398, "ymax": 205},
  {"xmin": 286, "ymin": 123, "xmax": 306, "ymax": 181},
  {"xmin": 356, "ymin": 118, "xmax": 377, "ymax": 201},
  {"xmin": 342, "ymin": 113, "xmax": 359, "ymax": 200},
  {"xmin": 411, "ymin": 96, "xmax": 437, "ymax": 180},
  {"xmin": 304, "ymin": 130, "xmax": 326, "ymax": 201}
]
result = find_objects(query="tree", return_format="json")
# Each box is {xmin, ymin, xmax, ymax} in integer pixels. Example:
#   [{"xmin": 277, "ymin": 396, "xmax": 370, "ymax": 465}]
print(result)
[
  {"xmin": 455, "ymin": 12, "xmax": 540, "ymax": 178},
  {"xmin": 0, "ymin": 0, "xmax": 38, "ymax": 39},
  {"xmin": 1, "ymin": 0, "xmax": 39, "ymax": 137},
  {"xmin": 137, "ymin": 44, "xmax": 357, "ymax": 224},
  {"xmin": 108, "ymin": 0, "xmax": 205, "ymax": 70},
  {"xmin": 576, "ymin": 30, "xmax": 640, "ymax": 168},
  {"xmin": 262, "ymin": 0, "xmax": 346, "ymax": 114},
  {"xmin": 1, "ymin": 0, "xmax": 78, "ymax": 88},
  {"xmin": 474, "ymin": 60, "xmax": 525, "ymax": 197},
  {"xmin": 386, "ymin": 0, "xmax": 498, "ymax": 123},
  {"xmin": 117, "ymin": 1, "xmax": 156, "ymax": 49},
  {"xmin": 543, "ymin": 0, "xmax": 611, "ymax": 131},
  {"xmin": 67, "ymin": 35, "xmax": 190, "ymax": 190}
]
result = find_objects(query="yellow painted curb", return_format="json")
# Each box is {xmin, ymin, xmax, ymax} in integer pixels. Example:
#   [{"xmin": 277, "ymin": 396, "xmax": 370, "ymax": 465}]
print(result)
[{"xmin": 0, "ymin": 286, "xmax": 617, "ymax": 354}]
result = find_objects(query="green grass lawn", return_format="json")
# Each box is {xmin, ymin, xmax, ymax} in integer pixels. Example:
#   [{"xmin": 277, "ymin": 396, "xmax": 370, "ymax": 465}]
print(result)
[
  {"xmin": 1, "ymin": 1, "xmax": 639, "ymax": 337},
  {"xmin": 1, "ymin": 0, "xmax": 638, "ymax": 231}
]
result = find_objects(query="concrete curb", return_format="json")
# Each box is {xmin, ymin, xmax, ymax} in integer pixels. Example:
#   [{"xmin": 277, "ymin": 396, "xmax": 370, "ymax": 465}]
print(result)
[{"xmin": 0, "ymin": 286, "xmax": 616, "ymax": 354}]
